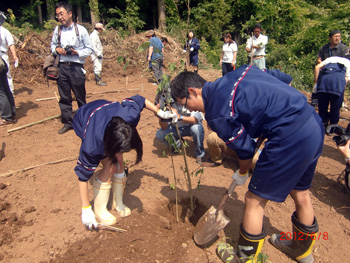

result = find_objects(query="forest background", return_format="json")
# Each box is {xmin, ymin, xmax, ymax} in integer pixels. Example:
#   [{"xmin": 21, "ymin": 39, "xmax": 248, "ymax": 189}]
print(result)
[{"xmin": 1, "ymin": 0, "xmax": 350, "ymax": 91}]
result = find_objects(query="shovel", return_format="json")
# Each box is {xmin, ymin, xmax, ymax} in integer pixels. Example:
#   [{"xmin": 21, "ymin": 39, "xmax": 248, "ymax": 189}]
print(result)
[
  {"xmin": 193, "ymin": 179, "xmax": 238, "ymax": 245},
  {"xmin": 193, "ymin": 137, "xmax": 264, "ymax": 246}
]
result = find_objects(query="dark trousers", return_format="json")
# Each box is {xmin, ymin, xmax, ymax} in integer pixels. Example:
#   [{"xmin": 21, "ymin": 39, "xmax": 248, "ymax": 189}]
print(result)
[
  {"xmin": 152, "ymin": 57, "xmax": 163, "ymax": 83},
  {"xmin": 317, "ymin": 92, "xmax": 343, "ymax": 125},
  {"xmin": 222, "ymin": 63, "xmax": 234, "ymax": 76},
  {"xmin": 57, "ymin": 63, "xmax": 86, "ymax": 125},
  {"xmin": 0, "ymin": 65, "xmax": 15, "ymax": 121}
]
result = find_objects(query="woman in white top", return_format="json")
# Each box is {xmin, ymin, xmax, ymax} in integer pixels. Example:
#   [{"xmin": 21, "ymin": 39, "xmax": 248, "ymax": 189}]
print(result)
[{"xmin": 220, "ymin": 33, "xmax": 237, "ymax": 76}]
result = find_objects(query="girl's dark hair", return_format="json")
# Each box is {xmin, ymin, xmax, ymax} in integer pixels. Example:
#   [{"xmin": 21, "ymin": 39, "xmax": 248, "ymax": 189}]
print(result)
[
  {"xmin": 170, "ymin": 71, "xmax": 207, "ymax": 100},
  {"xmin": 223, "ymin": 33, "xmax": 234, "ymax": 46},
  {"xmin": 103, "ymin": 117, "xmax": 143, "ymax": 165}
]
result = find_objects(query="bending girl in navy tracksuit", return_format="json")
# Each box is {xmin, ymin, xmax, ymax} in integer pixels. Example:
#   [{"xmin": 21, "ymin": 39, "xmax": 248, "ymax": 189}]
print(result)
[{"xmin": 73, "ymin": 95, "xmax": 175, "ymax": 229}]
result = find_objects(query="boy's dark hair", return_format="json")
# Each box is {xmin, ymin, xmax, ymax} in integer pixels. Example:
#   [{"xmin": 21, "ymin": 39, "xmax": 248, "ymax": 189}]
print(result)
[
  {"xmin": 170, "ymin": 71, "xmax": 206, "ymax": 100},
  {"xmin": 103, "ymin": 117, "xmax": 143, "ymax": 165},
  {"xmin": 161, "ymin": 37, "xmax": 168, "ymax": 43},
  {"xmin": 56, "ymin": 1, "xmax": 73, "ymax": 14}
]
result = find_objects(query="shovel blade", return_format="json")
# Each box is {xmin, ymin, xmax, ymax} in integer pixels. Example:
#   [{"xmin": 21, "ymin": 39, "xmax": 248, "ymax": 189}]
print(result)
[{"xmin": 193, "ymin": 205, "xmax": 230, "ymax": 245}]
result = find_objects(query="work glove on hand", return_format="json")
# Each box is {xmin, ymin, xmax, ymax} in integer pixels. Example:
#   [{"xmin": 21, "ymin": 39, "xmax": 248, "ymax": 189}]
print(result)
[
  {"xmin": 14, "ymin": 59, "xmax": 19, "ymax": 68},
  {"xmin": 190, "ymin": 47, "xmax": 194, "ymax": 52},
  {"xmin": 157, "ymin": 109, "xmax": 177, "ymax": 120},
  {"xmin": 232, "ymin": 170, "xmax": 249, "ymax": 186},
  {"xmin": 313, "ymin": 83, "xmax": 317, "ymax": 93},
  {"xmin": 171, "ymin": 114, "xmax": 178, "ymax": 124},
  {"xmin": 81, "ymin": 206, "xmax": 98, "ymax": 230},
  {"xmin": 97, "ymin": 55, "xmax": 103, "ymax": 59},
  {"xmin": 183, "ymin": 49, "xmax": 187, "ymax": 53}
]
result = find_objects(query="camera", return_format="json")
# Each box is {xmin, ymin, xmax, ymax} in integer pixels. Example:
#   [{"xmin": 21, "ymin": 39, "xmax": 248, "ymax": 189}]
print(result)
[
  {"xmin": 328, "ymin": 123, "xmax": 350, "ymax": 146},
  {"xmin": 64, "ymin": 45, "xmax": 74, "ymax": 55}
]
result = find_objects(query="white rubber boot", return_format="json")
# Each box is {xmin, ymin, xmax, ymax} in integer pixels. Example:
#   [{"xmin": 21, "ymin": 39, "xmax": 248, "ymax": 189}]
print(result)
[
  {"xmin": 92, "ymin": 177, "xmax": 117, "ymax": 225},
  {"xmin": 112, "ymin": 174, "xmax": 131, "ymax": 217}
]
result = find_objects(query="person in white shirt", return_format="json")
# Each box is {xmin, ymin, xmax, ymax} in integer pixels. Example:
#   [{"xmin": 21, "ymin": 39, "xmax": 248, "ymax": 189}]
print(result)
[
  {"xmin": 245, "ymin": 23, "xmax": 268, "ymax": 70},
  {"xmin": 90, "ymin": 23, "xmax": 106, "ymax": 86},
  {"xmin": 0, "ymin": 12, "xmax": 18, "ymax": 95},
  {"xmin": 220, "ymin": 33, "xmax": 237, "ymax": 76}
]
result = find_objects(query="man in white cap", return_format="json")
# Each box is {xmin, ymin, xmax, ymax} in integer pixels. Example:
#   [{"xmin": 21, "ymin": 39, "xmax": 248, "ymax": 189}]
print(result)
[
  {"xmin": 0, "ymin": 11, "xmax": 18, "ymax": 95},
  {"xmin": 90, "ymin": 22, "xmax": 107, "ymax": 86}
]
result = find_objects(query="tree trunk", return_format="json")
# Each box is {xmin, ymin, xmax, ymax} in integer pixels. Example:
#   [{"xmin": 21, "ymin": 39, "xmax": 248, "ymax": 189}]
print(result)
[
  {"xmin": 89, "ymin": 0, "xmax": 99, "ymax": 25},
  {"xmin": 38, "ymin": 3, "xmax": 43, "ymax": 25},
  {"xmin": 46, "ymin": 0, "xmax": 55, "ymax": 20},
  {"xmin": 158, "ymin": 0, "xmax": 166, "ymax": 31},
  {"xmin": 76, "ymin": 4, "xmax": 83, "ymax": 23}
]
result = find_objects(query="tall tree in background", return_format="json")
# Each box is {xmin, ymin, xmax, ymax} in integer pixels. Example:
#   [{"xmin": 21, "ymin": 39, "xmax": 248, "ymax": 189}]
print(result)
[
  {"xmin": 158, "ymin": 0, "xmax": 166, "ymax": 31},
  {"xmin": 46, "ymin": 0, "xmax": 56, "ymax": 20},
  {"xmin": 89, "ymin": 0, "xmax": 100, "ymax": 25}
]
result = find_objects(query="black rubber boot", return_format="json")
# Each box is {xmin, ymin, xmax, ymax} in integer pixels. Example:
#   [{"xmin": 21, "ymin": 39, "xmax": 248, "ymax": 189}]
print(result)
[
  {"xmin": 269, "ymin": 211, "xmax": 319, "ymax": 263},
  {"xmin": 237, "ymin": 225, "xmax": 267, "ymax": 262},
  {"xmin": 95, "ymin": 73, "xmax": 107, "ymax": 86}
]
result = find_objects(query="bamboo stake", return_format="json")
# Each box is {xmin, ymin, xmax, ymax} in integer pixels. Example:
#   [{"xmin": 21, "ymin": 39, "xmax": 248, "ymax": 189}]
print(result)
[
  {"xmin": 36, "ymin": 97, "xmax": 56, "ymax": 101},
  {"xmin": 250, "ymin": 32, "xmax": 254, "ymax": 65},
  {"xmin": 54, "ymin": 92, "xmax": 59, "ymax": 102},
  {"xmin": 7, "ymin": 110, "xmax": 77, "ymax": 133},
  {"xmin": 0, "ymin": 156, "xmax": 78, "ymax": 178},
  {"xmin": 98, "ymin": 223, "xmax": 127, "ymax": 232}
]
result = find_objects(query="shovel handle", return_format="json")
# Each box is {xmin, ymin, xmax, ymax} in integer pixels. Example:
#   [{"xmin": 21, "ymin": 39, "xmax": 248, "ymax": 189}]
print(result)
[{"xmin": 217, "ymin": 180, "xmax": 238, "ymax": 211}]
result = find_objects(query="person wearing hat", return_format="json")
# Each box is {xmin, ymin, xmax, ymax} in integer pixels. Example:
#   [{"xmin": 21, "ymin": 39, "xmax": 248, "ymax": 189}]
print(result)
[
  {"xmin": 0, "ymin": 11, "xmax": 19, "ymax": 95},
  {"xmin": 90, "ymin": 23, "xmax": 107, "ymax": 86},
  {"xmin": 146, "ymin": 30, "xmax": 164, "ymax": 84},
  {"xmin": 312, "ymin": 29, "xmax": 349, "ymax": 106}
]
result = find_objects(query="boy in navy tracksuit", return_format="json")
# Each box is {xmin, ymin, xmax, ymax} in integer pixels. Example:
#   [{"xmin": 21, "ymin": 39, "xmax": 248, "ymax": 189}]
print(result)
[
  {"xmin": 73, "ymin": 95, "xmax": 176, "ymax": 229},
  {"xmin": 170, "ymin": 65, "xmax": 324, "ymax": 263}
]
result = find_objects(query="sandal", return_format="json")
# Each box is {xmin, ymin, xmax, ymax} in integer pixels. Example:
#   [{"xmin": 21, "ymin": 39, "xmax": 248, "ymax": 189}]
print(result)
[
  {"xmin": 0, "ymin": 119, "xmax": 16, "ymax": 126},
  {"xmin": 201, "ymin": 158, "xmax": 221, "ymax": 167}
]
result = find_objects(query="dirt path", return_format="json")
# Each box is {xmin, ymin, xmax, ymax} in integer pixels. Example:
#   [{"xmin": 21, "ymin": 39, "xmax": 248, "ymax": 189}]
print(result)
[{"xmin": 0, "ymin": 68, "xmax": 350, "ymax": 263}]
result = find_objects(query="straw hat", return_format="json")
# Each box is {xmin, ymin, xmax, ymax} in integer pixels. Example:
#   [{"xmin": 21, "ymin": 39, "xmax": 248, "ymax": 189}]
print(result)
[{"xmin": 145, "ymin": 30, "xmax": 155, "ymax": 37}]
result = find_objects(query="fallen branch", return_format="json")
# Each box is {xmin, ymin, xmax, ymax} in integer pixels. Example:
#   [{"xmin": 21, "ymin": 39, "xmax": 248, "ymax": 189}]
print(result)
[{"xmin": 0, "ymin": 156, "xmax": 78, "ymax": 178}]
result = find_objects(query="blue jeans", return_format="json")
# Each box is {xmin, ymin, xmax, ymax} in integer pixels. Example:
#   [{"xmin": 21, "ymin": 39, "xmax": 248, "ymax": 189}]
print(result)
[{"xmin": 156, "ymin": 123, "xmax": 205, "ymax": 158}]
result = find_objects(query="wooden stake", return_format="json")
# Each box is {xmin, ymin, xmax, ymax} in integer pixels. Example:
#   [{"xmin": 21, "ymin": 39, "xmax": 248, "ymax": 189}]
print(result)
[
  {"xmin": 0, "ymin": 156, "xmax": 78, "ymax": 177},
  {"xmin": 54, "ymin": 92, "xmax": 59, "ymax": 102}
]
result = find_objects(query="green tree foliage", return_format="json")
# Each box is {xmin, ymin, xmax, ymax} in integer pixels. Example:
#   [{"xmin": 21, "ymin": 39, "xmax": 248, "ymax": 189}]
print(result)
[{"xmin": 107, "ymin": 0, "xmax": 145, "ymax": 35}]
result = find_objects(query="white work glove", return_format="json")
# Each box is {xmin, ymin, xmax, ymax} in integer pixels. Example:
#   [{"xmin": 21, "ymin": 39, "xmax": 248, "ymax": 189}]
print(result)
[
  {"xmin": 172, "ymin": 114, "xmax": 178, "ymax": 124},
  {"xmin": 157, "ymin": 109, "xmax": 177, "ymax": 120},
  {"xmin": 190, "ymin": 47, "xmax": 194, "ymax": 52},
  {"xmin": 183, "ymin": 49, "xmax": 187, "ymax": 53},
  {"xmin": 81, "ymin": 206, "xmax": 98, "ymax": 230},
  {"xmin": 14, "ymin": 59, "xmax": 19, "ymax": 68},
  {"xmin": 232, "ymin": 170, "xmax": 249, "ymax": 186},
  {"xmin": 313, "ymin": 83, "xmax": 317, "ymax": 93}
]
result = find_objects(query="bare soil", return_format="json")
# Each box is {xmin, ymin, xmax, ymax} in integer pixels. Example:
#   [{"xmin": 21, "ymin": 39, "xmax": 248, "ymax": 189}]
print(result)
[{"xmin": 0, "ymin": 31, "xmax": 350, "ymax": 263}]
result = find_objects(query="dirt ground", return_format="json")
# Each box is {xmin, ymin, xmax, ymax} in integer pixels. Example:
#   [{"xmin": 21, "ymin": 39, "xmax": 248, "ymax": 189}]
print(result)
[{"xmin": 1, "ymin": 32, "xmax": 350, "ymax": 262}]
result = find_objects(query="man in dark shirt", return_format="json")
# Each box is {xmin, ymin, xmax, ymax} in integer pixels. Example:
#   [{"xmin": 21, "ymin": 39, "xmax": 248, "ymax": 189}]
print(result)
[
  {"xmin": 317, "ymin": 29, "xmax": 348, "ymax": 64},
  {"xmin": 312, "ymin": 29, "xmax": 348, "ymax": 106}
]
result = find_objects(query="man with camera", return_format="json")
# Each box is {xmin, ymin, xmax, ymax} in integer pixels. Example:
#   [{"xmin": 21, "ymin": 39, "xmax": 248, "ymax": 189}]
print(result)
[{"xmin": 51, "ymin": 1, "xmax": 93, "ymax": 134}]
